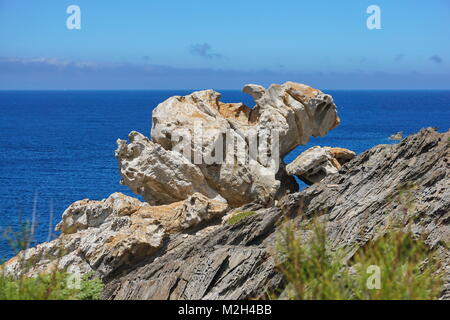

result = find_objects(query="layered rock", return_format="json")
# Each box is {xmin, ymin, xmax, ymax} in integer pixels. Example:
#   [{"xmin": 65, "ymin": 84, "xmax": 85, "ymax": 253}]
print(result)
[
  {"xmin": 102, "ymin": 128, "xmax": 449, "ymax": 299},
  {"xmin": 3, "ymin": 192, "xmax": 228, "ymax": 279},
  {"xmin": 286, "ymin": 146, "xmax": 355, "ymax": 184},
  {"xmin": 116, "ymin": 82, "xmax": 340, "ymax": 207}
]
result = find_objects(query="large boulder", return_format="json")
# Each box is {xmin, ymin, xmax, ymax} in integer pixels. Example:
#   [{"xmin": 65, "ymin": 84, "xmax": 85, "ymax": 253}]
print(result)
[
  {"xmin": 117, "ymin": 82, "xmax": 340, "ymax": 207},
  {"xmin": 115, "ymin": 131, "xmax": 224, "ymax": 205},
  {"xmin": 286, "ymin": 146, "xmax": 355, "ymax": 184}
]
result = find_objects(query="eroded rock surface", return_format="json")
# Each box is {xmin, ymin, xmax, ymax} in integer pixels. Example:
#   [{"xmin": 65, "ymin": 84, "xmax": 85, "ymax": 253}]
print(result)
[
  {"xmin": 286, "ymin": 146, "xmax": 355, "ymax": 184},
  {"xmin": 3, "ymin": 80, "xmax": 448, "ymax": 301},
  {"xmin": 116, "ymin": 82, "xmax": 340, "ymax": 207},
  {"xmin": 102, "ymin": 207, "xmax": 283, "ymax": 300},
  {"xmin": 242, "ymin": 82, "xmax": 340, "ymax": 155},
  {"xmin": 116, "ymin": 131, "xmax": 224, "ymax": 205},
  {"xmin": 3, "ymin": 192, "xmax": 228, "ymax": 279}
]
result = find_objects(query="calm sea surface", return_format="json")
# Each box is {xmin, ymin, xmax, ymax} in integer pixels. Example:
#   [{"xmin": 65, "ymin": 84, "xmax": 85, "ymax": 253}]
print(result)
[{"xmin": 1, "ymin": 90, "xmax": 449, "ymax": 258}]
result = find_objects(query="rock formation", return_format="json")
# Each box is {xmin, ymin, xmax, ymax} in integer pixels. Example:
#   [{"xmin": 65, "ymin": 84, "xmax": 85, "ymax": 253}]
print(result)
[
  {"xmin": 286, "ymin": 146, "xmax": 355, "ymax": 184},
  {"xmin": 116, "ymin": 132, "xmax": 225, "ymax": 205},
  {"xmin": 116, "ymin": 82, "xmax": 340, "ymax": 207},
  {"xmin": 3, "ymin": 80, "xmax": 448, "ymax": 300},
  {"xmin": 102, "ymin": 128, "xmax": 449, "ymax": 299},
  {"xmin": 3, "ymin": 192, "xmax": 228, "ymax": 279}
]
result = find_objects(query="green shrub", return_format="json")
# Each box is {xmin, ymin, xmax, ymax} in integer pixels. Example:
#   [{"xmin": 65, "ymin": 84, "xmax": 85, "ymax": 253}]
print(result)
[
  {"xmin": 351, "ymin": 230, "xmax": 443, "ymax": 300},
  {"xmin": 0, "ymin": 214, "xmax": 104, "ymax": 300},
  {"xmin": 275, "ymin": 219, "xmax": 443, "ymax": 300},
  {"xmin": 1, "ymin": 272, "xmax": 71, "ymax": 300},
  {"xmin": 275, "ymin": 220, "xmax": 352, "ymax": 299},
  {"xmin": 77, "ymin": 273, "xmax": 104, "ymax": 300},
  {"xmin": 226, "ymin": 211, "xmax": 257, "ymax": 225},
  {"xmin": 0, "ymin": 270, "xmax": 103, "ymax": 300}
]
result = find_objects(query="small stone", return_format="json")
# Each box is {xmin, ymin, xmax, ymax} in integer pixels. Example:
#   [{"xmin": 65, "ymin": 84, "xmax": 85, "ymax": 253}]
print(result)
[{"xmin": 389, "ymin": 131, "xmax": 404, "ymax": 140}]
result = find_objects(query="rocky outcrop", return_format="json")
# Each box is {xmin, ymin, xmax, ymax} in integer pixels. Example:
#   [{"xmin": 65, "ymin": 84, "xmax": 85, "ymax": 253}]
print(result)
[
  {"xmin": 102, "ymin": 207, "xmax": 283, "ymax": 300},
  {"xmin": 116, "ymin": 82, "xmax": 339, "ymax": 207},
  {"xmin": 286, "ymin": 146, "xmax": 355, "ymax": 184},
  {"xmin": 102, "ymin": 128, "xmax": 449, "ymax": 299},
  {"xmin": 4, "ymin": 125, "xmax": 448, "ymax": 299},
  {"xmin": 55, "ymin": 192, "xmax": 148, "ymax": 234},
  {"xmin": 3, "ymin": 78, "xmax": 447, "ymax": 301},
  {"xmin": 3, "ymin": 193, "xmax": 228, "ymax": 279}
]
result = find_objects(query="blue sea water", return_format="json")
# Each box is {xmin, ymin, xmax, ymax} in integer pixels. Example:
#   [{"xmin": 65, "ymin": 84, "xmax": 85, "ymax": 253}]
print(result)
[{"xmin": 0, "ymin": 90, "xmax": 449, "ymax": 259}]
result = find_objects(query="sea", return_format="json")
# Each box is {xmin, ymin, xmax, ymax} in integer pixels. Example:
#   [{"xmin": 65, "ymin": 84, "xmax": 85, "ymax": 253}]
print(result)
[{"xmin": 0, "ymin": 90, "xmax": 449, "ymax": 259}]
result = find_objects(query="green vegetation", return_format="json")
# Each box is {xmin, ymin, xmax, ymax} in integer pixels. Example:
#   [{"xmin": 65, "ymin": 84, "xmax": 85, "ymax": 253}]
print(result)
[
  {"xmin": 77, "ymin": 273, "xmax": 104, "ymax": 300},
  {"xmin": 0, "ymin": 214, "xmax": 104, "ymax": 300},
  {"xmin": 0, "ymin": 271, "xmax": 103, "ymax": 300},
  {"xmin": 275, "ymin": 219, "xmax": 443, "ymax": 300},
  {"xmin": 351, "ymin": 230, "xmax": 442, "ymax": 299},
  {"xmin": 275, "ymin": 221, "xmax": 352, "ymax": 299},
  {"xmin": 226, "ymin": 211, "xmax": 257, "ymax": 225}
]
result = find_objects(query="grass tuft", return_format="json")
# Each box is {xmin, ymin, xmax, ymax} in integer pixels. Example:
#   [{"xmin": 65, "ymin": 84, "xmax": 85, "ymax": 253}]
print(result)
[{"xmin": 226, "ymin": 211, "xmax": 257, "ymax": 225}]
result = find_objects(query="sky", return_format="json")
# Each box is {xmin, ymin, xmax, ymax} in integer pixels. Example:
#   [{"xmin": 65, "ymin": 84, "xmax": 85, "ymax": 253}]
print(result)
[{"xmin": 0, "ymin": 0, "xmax": 449, "ymax": 89}]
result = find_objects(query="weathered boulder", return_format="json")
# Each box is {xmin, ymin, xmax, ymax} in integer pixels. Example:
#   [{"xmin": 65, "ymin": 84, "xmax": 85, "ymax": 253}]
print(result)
[
  {"xmin": 117, "ymin": 82, "xmax": 339, "ymax": 206},
  {"xmin": 328, "ymin": 147, "xmax": 357, "ymax": 165},
  {"xmin": 286, "ymin": 146, "xmax": 355, "ymax": 184},
  {"xmin": 3, "ymin": 192, "xmax": 228, "ymax": 279},
  {"xmin": 115, "ymin": 131, "xmax": 224, "ymax": 206},
  {"xmin": 102, "ymin": 128, "xmax": 449, "ymax": 300},
  {"xmin": 242, "ymin": 82, "xmax": 340, "ymax": 155},
  {"xmin": 55, "ymin": 192, "xmax": 148, "ymax": 234},
  {"xmin": 136, "ymin": 192, "xmax": 228, "ymax": 233}
]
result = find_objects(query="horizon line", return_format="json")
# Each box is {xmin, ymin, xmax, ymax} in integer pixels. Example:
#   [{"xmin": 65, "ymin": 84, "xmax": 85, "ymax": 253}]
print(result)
[{"xmin": 1, "ymin": 88, "xmax": 450, "ymax": 92}]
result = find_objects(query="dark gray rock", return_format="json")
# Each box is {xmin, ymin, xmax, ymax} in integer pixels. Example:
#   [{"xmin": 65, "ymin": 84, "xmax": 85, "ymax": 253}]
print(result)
[{"xmin": 102, "ymin": 208, "xmax": 284, "ymax": 300}]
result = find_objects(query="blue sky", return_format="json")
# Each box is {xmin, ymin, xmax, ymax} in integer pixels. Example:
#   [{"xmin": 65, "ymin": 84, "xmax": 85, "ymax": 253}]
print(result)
[{"xmin": 0, "ymin": 0, "xmax": 449, "ymax": 89}]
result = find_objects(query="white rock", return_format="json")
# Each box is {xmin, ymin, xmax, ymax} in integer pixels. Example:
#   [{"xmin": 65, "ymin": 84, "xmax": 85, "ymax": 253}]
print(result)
[
  {"xmin": 243, "ymin": 82, "xmax": 340, "ymax": 155},
  {"xmin": 3, "ymin": 192, "xmax": 228, "ymax": 279},
  {"xmin": 115, "ymin": 131, "xmax": 225, "ymax": 205},
  {"xmin": 55, "ymin": 192, "xmax": 148, "ymax": 234},
  {"xmin": 286, "ymin": 146, "xmax": 355, "ymax": 184},
  {"xmin": 117, "ymin": 82, "xmax": 340, "ymax": 206}
]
